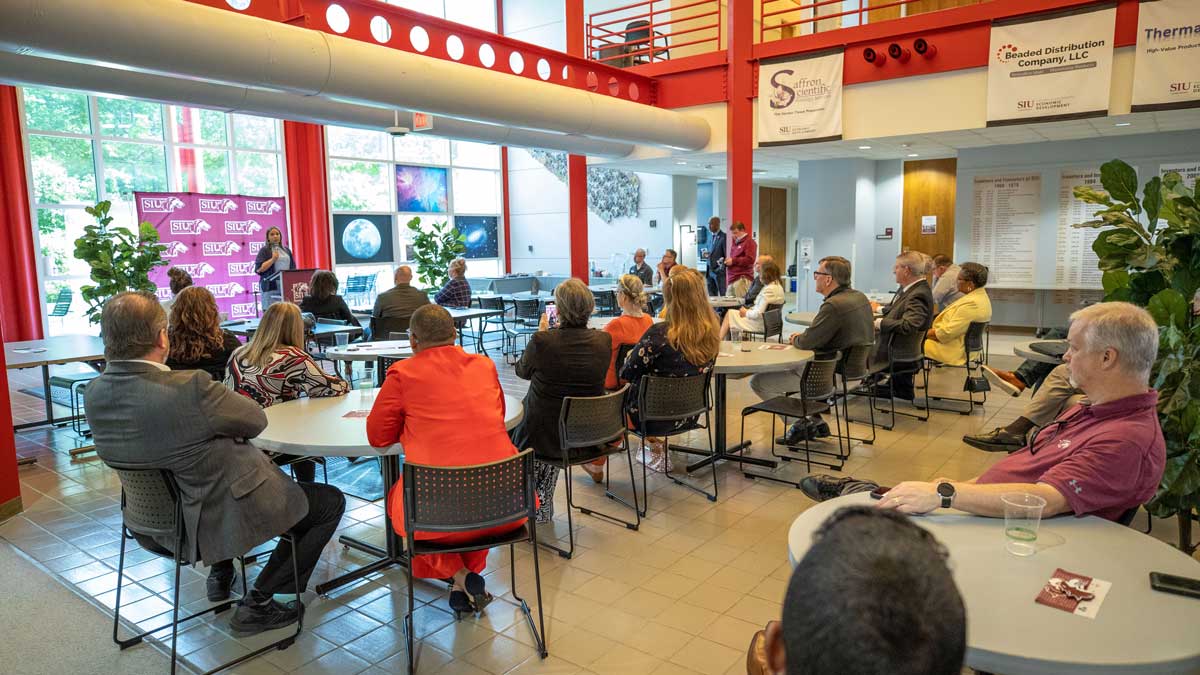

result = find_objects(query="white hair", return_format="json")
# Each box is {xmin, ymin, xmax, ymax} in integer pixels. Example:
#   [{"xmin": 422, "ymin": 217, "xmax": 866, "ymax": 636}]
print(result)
[
  {"xmin": 1069, "ymin": 302, "xmax": 1159, "ymax": 379},
  {"xmin": 896, "ymin": 251, "xmax": 926, "ymax": 277}
]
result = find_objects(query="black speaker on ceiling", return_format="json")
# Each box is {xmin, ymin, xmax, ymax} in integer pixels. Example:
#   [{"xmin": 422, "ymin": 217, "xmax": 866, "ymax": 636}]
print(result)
[
  {"xmin": 914, "ymin": 38, "xmax": 938, "ymax": 58},
  {"xmin": 862, "ymin": 47, "xmax": 886, "ymax": 67},
  {"xmin": 888, "ymin": 43, "xmax": 911, "ymax": 63}
]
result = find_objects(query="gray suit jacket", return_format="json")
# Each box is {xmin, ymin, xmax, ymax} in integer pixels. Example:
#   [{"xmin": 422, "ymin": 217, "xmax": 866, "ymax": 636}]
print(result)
[
  {"xmin": 793, "ymin": 286, "xmax": 875, "ymax": 359},
  {"xmin": 85, "ymin": 362, "xmax": 308, "ymax": 564},
  {"xmin": 874, "ymin": 279, "xmax": 934, "ymax": 364}
]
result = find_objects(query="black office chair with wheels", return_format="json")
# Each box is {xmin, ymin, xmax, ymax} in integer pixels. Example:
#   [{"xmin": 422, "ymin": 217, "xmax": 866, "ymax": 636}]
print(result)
[
  {"xmin": 401, "ymin": 451, "xmax": 547, "ymax": 674},
  {"xmin": 920, "ymin": 321, "xmax": 990, "ymax": 415},
  {"xmin": 627, "ymin": 372, "xmax": 716, "ymax": 514},
  {"xmin": 106, "ymin": 466, "xmax": 299, "ymax": 675},
  {"xmin": 537, "ymin": 385, "xmax": 640, "ymax": 559}
]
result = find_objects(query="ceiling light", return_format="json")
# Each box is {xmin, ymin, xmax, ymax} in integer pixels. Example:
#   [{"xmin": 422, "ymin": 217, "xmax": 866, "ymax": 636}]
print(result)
[
  {"xmin": 675, "ymin": 160, "xmax": 688, "ymax": 165},
  {"xmin": 907, "ymin": 153, "xmax": 919, "ymax": 157},
  {"xmin": 1114, "ymin": 122, "xmax": 1132, "ymax": 127},
  {"xmin": 752, "ymin": 169, "xmax": 767, "ymax": 174},
  {"xmin": 858, "ymin": 145, "xmax": 872, "ymax": 150}
]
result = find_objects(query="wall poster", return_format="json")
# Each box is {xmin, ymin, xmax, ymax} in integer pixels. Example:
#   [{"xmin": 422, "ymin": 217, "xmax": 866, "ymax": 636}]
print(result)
[
  {"xmin": 969, "ymin": 174, "xmax": 1040, "ymax": 287},
  {"xmin": 757, "ymin": 49, "xmax": 843, "ymax": 146},
  {"xmin": 1056, "ymin": 167, "xmax": 1138, "ymax": 290},
  {"xmin": 1132, "ymin": 0, "xmax": 1200, "ymax": 112}
]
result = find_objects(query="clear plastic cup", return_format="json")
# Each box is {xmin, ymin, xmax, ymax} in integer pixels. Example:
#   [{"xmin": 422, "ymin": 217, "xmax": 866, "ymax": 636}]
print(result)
[
  {"xmin": 730, "ymin": 327, "xmax": 741, "ymax": 346},
  {"xmin": 335, "ymin": 332, "xmax": 349, "ymax": 348},
  {"xmin": 1003, "ymin": 492, "xmax": 1047, "ymax": 556}
]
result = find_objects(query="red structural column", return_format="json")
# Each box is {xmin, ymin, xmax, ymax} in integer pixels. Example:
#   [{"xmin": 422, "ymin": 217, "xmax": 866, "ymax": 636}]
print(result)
[
  {"xmin": 726, "ymin": 0, "xmax": 754, "ymax": 233},
  {"xmin": 497, "ymin": 0, "xmax": 513, "ymax": 273},
  {"xmin": 0, "ymin": 86, "xmax": 45, "ymax": 343},
  {"xmin": 566, "ymin": 0, "xmax": 589, "ymax": 280},
  {"xmin": 282, "ymin": 121, "xmax": 332, "ymax": 270}
]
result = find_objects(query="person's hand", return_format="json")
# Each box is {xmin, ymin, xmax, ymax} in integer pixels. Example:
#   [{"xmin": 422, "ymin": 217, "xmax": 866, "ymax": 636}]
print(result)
[
  {"xmin": 724, "ymin": 257, "xmax": 733, "ymax": 266},
  {"xmin": 925, "ymin": 328, "xmax": 938, "ymax": 341},
  {"xmin": 538, "ymin": 313, "xmax": 549, "ymax": 331},
  {"xmin": 271, "ymin": 249, "xmax": 280, "ymax": 262},
  {"xmin": 739, "ymin": 307, "xmax": 748, "ymax": 317},
  {"xmin": 875, "ymin": 481, "xmax": 939, "ymax": 514}
]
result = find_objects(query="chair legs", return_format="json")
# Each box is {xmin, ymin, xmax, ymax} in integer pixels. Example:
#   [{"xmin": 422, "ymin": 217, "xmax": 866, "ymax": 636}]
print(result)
[
  {"xmin": 659, "ymin": 419, "xmax": 719, "ymax": 503},
  {"xmin": 739, "ymin": 403, "xmax": 846, "ymax": 488},
  {"xmin": 872, "ymin": 365, "xmax": 930, "ymax": 430},
  {"xmin": 538, "ymin": 443, "xmax": 641, "ymax": 560},
  {"xmin": 917, "ymin": 360, "xmax": 988, "ymax": 415}
]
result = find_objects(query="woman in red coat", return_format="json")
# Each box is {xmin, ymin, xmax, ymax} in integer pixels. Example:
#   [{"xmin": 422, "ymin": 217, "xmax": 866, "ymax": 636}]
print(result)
[{"xmin": 367, "ymin": 304, "xmax": 524, "ymax": 616}]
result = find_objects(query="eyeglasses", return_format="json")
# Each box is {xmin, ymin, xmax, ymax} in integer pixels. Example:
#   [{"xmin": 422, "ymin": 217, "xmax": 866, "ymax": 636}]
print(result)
[{"xmin": 813, "ymin": 271, "xmax": 831, "ymax": 278}]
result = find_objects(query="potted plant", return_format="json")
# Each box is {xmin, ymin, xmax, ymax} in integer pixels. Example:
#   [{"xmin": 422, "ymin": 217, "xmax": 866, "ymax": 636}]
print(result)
[
  {"xmin": 406, "ymin": 216, "xmax": 465, "ymax": 290},
  {"xmin": 1073, "ymin": 159, "xmax": 1199, "ymax": 553},
  {"xmin": 73, "ymin": 200, "xmax": 168, "ymax": 324}
]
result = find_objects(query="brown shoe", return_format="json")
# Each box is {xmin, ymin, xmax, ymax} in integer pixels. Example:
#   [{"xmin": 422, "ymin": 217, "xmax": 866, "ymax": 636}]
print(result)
[{"xmin": 983, "ymin": 366, "xmax": 1025, "ymax": 397}]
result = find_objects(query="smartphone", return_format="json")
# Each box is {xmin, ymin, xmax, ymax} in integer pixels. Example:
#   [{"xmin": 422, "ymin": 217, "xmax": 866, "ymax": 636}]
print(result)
[
  {"xmin": 869, "ymin": 486, "xmax": 892, "ymax": 500},
  {"xmin": 1150, "ymin": 572, "xmax": 1200, "ymax": 600},
  {"xmin": 545, "ymin": 303, "xmax": 559, "ymax": 329}
]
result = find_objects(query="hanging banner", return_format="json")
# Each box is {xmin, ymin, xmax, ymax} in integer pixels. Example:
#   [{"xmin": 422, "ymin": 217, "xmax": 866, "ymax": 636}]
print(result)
[
  {"xmin": 757, "ymin": 50, "xmax": 843, "ymax": 146},
  {"xmin": 1132, "ymin": 0, "xmax": 1200, "ymax": 112},
  {"xmin": 986, "ymin": 5, "xmax": 1116, "ymax": 126},
  {"xmin": 136, "ymin": 192, "xmax": 289, "ymax": 321}
]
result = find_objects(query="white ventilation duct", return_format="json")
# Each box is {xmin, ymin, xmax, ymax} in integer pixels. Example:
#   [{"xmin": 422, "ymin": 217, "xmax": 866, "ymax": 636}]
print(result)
[
  {"xmin": 0, "ymin": 0, "xmax": 711, "ymax": 151},
  {"xmin": 0, "ymin": 52, "xmax": 635, "ymax": 158}
]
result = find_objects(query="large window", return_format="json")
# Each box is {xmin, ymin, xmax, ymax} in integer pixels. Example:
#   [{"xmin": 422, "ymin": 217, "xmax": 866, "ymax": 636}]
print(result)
[
  {"xmin": 326, "ymin": 125, "xmax": 503, "ymax": 297},
  {"xmin": 20, "ymin": 87, "xmax": 285, "ymax": 335},
  {"xmin": 385, "ymin": 0, "xmax": 498, "ymax": 32}
]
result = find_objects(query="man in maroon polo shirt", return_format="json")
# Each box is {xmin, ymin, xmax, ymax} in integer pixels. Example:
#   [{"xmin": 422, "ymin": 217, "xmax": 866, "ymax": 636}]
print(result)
[
  {"xmin": 800, "ymin": 302, "xmax": 1165, "ymax": 522},
  {"xmin": 725, "ymin": 221, "xmax": 758, "ymax": 299}
]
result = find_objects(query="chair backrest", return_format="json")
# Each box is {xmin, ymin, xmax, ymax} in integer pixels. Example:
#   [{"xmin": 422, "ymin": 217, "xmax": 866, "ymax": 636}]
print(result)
[
  {"xmin": 839, "ymin": 342, "xmax": 875, "ymax": 382},
  {"xmin": 965, "ymin": 321, "xmax": 988, "ymax": 357},
  {"xmin": 625, "ymin": 19, "xmax": 651, "ymax": 42},
  {"xmin": 107, "ymin": 466, "xmax": 181, "ymax": 541},
  {"xmin": 888, "ymin": 330, "xmax": 924, "ymax": 364},
  {"xmin": 762, "ymin": 307, "xmax": 783, "ymax": 340},
  {"xmin": 799, "ymin": 357, "xmax": 839, "ymax": 401},
  {"xmin": 558, "ymin": 384, "xmax": 629, "ymax": 451},
  {"xmin": 372, "ymin": 315, "xmax": 411, "ymax": 339},
  {"xmin": 596, "ymin": 290, "xmax": 617, "ymax": 313},
  {"xmin": 388, "ymin": 331, "xmax": 409, "ymax": 341},
  {"xmin": 1117, "ymin": 506, "xmax": 1140, "ymax": 527},
  {"xmin": 636, "ymin": 372, "xmax": 711, "ymax": 423},
  {"xmin": 344, "ymin": 275, "xmax": 368, "ymax": 293},
  {"xmin": 316, "ymin": 317, "xmax": 348, "ymax": 326},
  {"xmin": 403, "ymin": 450, "xmax": 535, "ymax": 533},
  {"xmin": 513, "ymin": 298, "xmax": 541, "ymax": 320},
  {"xmin": 479, "ymin": 296, "xmax": 505, "ymax": 311},
  {"xmin": 376, "ymin": 355, "xmax": 405, "ymax": 386},
  {"xmin": 616, "ymin": 343, "xmax": 635, "ymax": 372},
  {"xmin": 50, "ymin": 288, "xmax": 73, "ymax": 317}
]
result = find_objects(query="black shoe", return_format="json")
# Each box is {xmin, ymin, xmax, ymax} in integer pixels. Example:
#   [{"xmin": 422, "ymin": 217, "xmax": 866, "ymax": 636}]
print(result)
[
  {"xmin": 811, "ymin": 419, "xmax": 830, "ymax": 438},
  {"xmin": 873, "ymin": 383, "xmax": 914, "ymax": 401},
  {"xmin": 206, "ymin": 566, "xmax": 237, "ymax": 602},
  {"xmin": 799, "ymin": 475, "xmax": 879, "ymax": 502},
  {"xmin": 963, "ymin": 428, "xmax": 1025, "ymax": 453},
  {"xmin": 448, "ymin": 590, "xmax": 474, "ymax": 620},
  {"xmin": 464, "ymin": 572, "xmax": 493, "ymax": 615},
  {"xmin": 775, "ymin": 421, "xmax": 809, "ymax": 446},
  {"xmin": 229, "ymin": 598, "xmax": 303, "ymax": 635}
]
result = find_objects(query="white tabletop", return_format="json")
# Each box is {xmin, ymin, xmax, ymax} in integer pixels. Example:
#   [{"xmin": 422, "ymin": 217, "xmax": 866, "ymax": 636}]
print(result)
[
  {"xmin": 1015, "ymin": 340, "xmax": 1067, "ymax": 365},
  {"xmin": 708, "ymin": 296, "xmax": 744, "ymax": 308},
  {"xmin": 785, "ymin": 311, "xmax": 816, "ymax": 326},
  {"xmin": 787, "ymin": 493, "xmax": 1200, "ymax": 674},
  {"xmin": 715, "ymin": 341, "xmax": 812, "ymax": 375},
  {"xmin": 5, "ymin": 335, "xmax": 106, "ymax": 369},
  {"xmin": 252, "ymin": 389, "xmax": 524, "ymax": 457},
  {"xmin": 445, "ymin": 306, "xmax": 505, "ymax": 320},
  {"xmin": 324, "ymin": 340, "xmax": 412, "ymax": 362}
]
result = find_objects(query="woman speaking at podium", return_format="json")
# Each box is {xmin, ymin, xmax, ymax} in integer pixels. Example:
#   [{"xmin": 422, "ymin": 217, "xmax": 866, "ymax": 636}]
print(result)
[{"xmin": 255, "ymin": 226, "xmax": 294, "ymax": 309}]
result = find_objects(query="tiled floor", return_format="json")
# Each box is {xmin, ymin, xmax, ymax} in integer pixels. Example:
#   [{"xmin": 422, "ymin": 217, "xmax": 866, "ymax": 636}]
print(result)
[{"xmin": 2, "ymin": 334, "xmax": 1195, "ymax": 674}]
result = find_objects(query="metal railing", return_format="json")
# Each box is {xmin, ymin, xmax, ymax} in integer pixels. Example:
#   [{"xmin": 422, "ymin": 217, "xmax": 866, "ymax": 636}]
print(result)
[
  {"xmin": 587, "ymin": 0, "xmax": 722, "ymax": 68},
  {"xmin": 760, "ymin": 0, "xmax": 926, "ymax": 42}
]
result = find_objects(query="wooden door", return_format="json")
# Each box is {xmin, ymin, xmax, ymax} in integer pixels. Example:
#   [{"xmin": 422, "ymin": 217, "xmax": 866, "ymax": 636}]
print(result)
[
  {"xmin": 757, "ymin": 186, "xmax": 787, "ymax": 265},
  {"xmin": 901, "ymin": 158, "xmax": 956, "ymax": 262}
]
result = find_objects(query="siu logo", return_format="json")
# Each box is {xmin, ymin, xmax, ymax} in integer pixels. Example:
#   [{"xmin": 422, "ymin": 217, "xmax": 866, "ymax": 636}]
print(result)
[
  {"xmin": 169, "ymin": 219, "xmax": 213, "ymax": 235},
  {"xmin": 209, "ymin": 282, "xmax": 247, "ymax": 299},
  {"xmin": 161, "ymin": 241, "xmax": 189, "ymax": 258},
  {"xmin": 224, "ymin": 219, "xmax": 262, "ymax": 236},
  {"xmin": 202, "ymin": 241, "xmax": 243, "ymax": 256},
  {"xmin": 176, "ymin": 262, "xmax": 216, "ymax": 279},
  {"xmin": 227, "ymin": 262, "xmax": 255, "ymax": 277},
  {"xmin": 155, "ymin": 287, "xmax": 173, "ymax": 301},
  {"xmin": 245, "ymin": 200, "xmax": 282, "ymax": 216},
  {"xmin": 230, "ymin": 302, "xmax": 257, "ymax": 319},
  {"xmin": 198, "ymin": 198, "xmax": 239, "ymax": 214},
  {"xmin": 249, "ymin": 241, "xmax": 266, "ymax": 255},
  {"xmin": 140, "ymin": 196, "xmax": 186, "ymax": 213}
]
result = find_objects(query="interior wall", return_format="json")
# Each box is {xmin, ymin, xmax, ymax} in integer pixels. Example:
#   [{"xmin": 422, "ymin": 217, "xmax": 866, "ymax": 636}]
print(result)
[
  {"xmin": 794, "ymin": 158, "xmax": 877, "ymax": 311},
  {"xmin": 673, "ymin": 175, "xmax": 699, "ymax": 267},
  {"xmin": 507, "ymin": 148, "xmax": 570, "ymax": 274},
  {"xmin": 590, "ymin": 172, "xmax": 675, "ymax": 274},
  {"xmin": 901, "ymin": 158, "xmax": 957, "ymax": 260}
]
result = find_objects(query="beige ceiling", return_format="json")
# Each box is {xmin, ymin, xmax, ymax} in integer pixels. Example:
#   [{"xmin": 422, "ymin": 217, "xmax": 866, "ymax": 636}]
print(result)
[{"xmin": 600, "ymin": 107, "xmax": 1200, "ymax": 183}]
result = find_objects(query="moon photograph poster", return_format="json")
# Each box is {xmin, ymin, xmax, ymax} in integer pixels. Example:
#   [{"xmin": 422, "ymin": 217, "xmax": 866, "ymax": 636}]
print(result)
[{"xmin": 333, "ymin": 213, "xmax": 395, "ymax": 265}]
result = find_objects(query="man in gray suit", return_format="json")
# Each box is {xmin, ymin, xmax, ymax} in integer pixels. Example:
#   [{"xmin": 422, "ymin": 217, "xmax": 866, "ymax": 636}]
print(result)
[
  {"xmin": 705, "ymin": 216, "xmax": 727, "ymax": 296},
  {"xmin": 751, "ymin": 256, "xmax": 875, "ymax": 444},
  {"xmin": 869, "ymin": 251, "xmax": 934, "ymax": 400},
  {"xmin": 371, "ymin": 265, "xmax": 430, "ymax": 337},
  {"xmin": 85, "ymin": 292, "xmax": 345, "ymax": 635}
]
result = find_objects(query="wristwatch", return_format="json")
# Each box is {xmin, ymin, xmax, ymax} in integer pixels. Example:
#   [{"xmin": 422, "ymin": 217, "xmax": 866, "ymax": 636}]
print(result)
[{"xmin": 936, "ymin": 482, "xmax": 956, "ymax": 509}]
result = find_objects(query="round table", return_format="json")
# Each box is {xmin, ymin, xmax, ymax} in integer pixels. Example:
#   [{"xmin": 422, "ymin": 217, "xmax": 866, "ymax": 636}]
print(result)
[
  {"xmin": 787, "ymin": 493, "xmax": 1200, "ymax": 674},
  {"xmin": 325, "ymin": 340, "xmax": 412, "ymax": 364},
  {"xmin": 1014, "ymin": 340, "xmax": 1067, "ymax": 365},
  {"xmin": 785, "ymin": 311, "xmax": 816, "ymax": 326}
]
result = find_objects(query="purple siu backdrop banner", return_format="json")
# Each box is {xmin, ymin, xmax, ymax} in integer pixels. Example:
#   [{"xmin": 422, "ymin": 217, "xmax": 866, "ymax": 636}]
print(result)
[{"xmin": 135, "ymin": 192, "xmax": 288, "ymax": 321}]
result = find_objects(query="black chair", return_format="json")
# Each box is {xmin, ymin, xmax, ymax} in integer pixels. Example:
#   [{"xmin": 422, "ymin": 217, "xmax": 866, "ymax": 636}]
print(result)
[
  {"xmin": 388, "ymin": 331, "xmax": 409, "ymax": 341},
  {"xmin": 471, "ymin": 296, "xmax": 508, "ymax": 349},
  {"xmin": 832, "ymin": 342, "xmax": 877, "ymax": 446},
  {"xmin": 615, "ymin": 343, "xmax": 635, "ymax": 375},
  {"xmin": 744, "ymin": 306, "xmax": 784, "ymax": 343},
  {"xmin": 538, "ymin": 385, "xmax": 640, "ymax": 559},
  {"xmin": 624, "ymin": 19, "xmax": 669, "ymax": 64},
  {"xmin": 372, "ymin": 315, "xmax": 412, "ymax": 343},
  {"xmin": 648, "ymin": 293, "xmax": 665, "ymax": 317},
  {"xmin": 106, "ymin": 466, "xmax": 299, "ymax": 675},
  {"xmin": 627, "ymin": 372, "xmax": 716, "ymax": 514},
  {"xmin": 739, "ymin": 356, "xmax": 845, "ymax": 485},
  {"xmin": 401, "ymin": 451, "xmax": 548, "ymax": 673},
  {"xmin": 865, "ymin": 331, "xmax": 929, "ymax": 430},
  {"xmin": 504, "ymin": 298, "xmax": 542, "ymax": 364},
  {"xmin": 376, "ymin": 355, "xmax": 406, "ymax": 387},
  {"xmin": 920, "ymin": 321, "xmax": 990, "ymax": 415},
  {"xmin": 594, "ymin": 290, "xmax": 618, "ymax": 317}
]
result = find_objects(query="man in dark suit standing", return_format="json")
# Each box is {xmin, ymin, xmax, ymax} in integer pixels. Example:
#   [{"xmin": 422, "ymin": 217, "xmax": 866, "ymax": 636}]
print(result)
[
  {"xmin": 85, "ymin": 291, "xmax": 345, "ymax": 635},
  {"xmin": 870, "ymin": 251, "xmax": 934, "ymax": 401},
  {"xmin": 705, "ymin": 216, "xmax": 727, "ymax": 297}
]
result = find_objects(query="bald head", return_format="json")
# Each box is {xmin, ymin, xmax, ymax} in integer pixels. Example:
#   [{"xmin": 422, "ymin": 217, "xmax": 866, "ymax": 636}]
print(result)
[
  {"xmin": 101, "ymin": 291, "xmax": 168, "ymax": 361},
  {"xmin": 395, "ymin": 265, "xmax": 414, "ymax": 285},
  {"xmin": 409, "ymin": 304, "xmax": 457, "ymax": 351}
]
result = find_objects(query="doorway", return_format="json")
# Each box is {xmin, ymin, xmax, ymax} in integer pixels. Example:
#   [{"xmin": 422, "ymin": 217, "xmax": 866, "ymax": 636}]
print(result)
[{"xmin": 901, "ymin": 158, "xmax": 957, "ymax": 261}]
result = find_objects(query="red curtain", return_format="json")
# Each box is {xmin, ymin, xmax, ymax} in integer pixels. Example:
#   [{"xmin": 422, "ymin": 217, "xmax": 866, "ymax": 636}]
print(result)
[
  {"xmin": 282, "ymin": 121, "xmax": 332, "ymax": 270},
  {"xmin": 0, "ymin": 86, "xmax": 45, "ymax": 342}
]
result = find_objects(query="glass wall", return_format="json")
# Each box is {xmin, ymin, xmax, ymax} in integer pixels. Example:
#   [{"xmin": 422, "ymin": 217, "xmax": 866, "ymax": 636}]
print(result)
[
  {"xmin": 326, "ymin": 125, "xmax": 503, "ymax": 301},
  {"xmin": 20, "ymin": 87, "xmax": 285, "ymax": 335},
  {"xmin": 386, "ymin": 0, "xmax": 498, "ymax": 32}
]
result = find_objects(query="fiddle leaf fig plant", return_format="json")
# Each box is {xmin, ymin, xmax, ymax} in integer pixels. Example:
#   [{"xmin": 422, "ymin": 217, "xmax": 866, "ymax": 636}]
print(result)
[
  {"xmin": 1072, "ymin": 159, "xmax": 1200, "ymax": 551},
  {"xmin": 73, "ymin": 200, "xmax": 168, "ymax": 324},
  {"xmin": 406, "ymin": 216, "xmax": 466, "ymax": 290}
]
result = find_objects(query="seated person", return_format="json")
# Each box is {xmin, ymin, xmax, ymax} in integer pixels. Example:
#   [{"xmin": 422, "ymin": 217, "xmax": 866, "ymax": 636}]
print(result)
[
  {"xmin": 161, "ymin": 266, "xmax": 193, "ymax": 314},
  {"xmin": 801, "ymin": 302, "xmax": 1165, "ymax": 523},
  {"xmin": 165, "ymin": 286, "xmax": 242, "ymax": 382},
  {"xmin": 922, "ymin": 262, "xmax": 991, "ymax": 365},
  {"xmin": 628, "ymin": 248, "xmax": 654, "ymax": 286},
  {"xmin": 654, "ymin": 248, "xmax": 678, "ymax": 285},
  {"xmin": 867, "ymin": 251, "xmax": 933, "ymax": 401},
  {"xmin": 594, "ymin": 274, "xmax": 655, "ymax": 482},
  {"xmin": 226, "ymin": 302, "xmax": 349, "ymax": 482},
  {"xmin": 930, "ymin": 254, "xmax": 963, "ymax": 310},
  {"xmin": 965, "ymin": 362, "xmax": 1084, "ymax": 453},
  {"xmin": 982, "ymin": 327, "xmax": 1069, "ymax": 397},
  {"xmin": 621, "ymin": 269, "xmax": 720, "ymax": 473},
  {"xmin": 434, "ymin": 257, "xmax": 472, "ymax": 308},
  {"xmin": 750, "ymin": 256, "xmax": 874, "ymax": 444},
  {"xmin": 85, "ymin": 292, "xmax": 345, "ymax": 633},
  {"xmin": 367, "ymin": 305, "xmax": 522, "ymax": 617},
  {"xmin": 719, "ymin": 259, "xmax": 784, "ymax": 339},
  {"xmin": 755, "ymin": 507, "xmax": 965, "ymax": 675},
  {"xmin": 741, "ymin": 254, "xmax": 774, "ymax": 309},
  {"xmin": 299, "ymin": 270, "xmax": 361, "ymax": 327},
  {"xmin": 510, "ymin": 279, "xmax": 610, "ymax": 523},
  {"xmin": 371, "ymin": 265, "xmax": 430, "ymax": 337}
]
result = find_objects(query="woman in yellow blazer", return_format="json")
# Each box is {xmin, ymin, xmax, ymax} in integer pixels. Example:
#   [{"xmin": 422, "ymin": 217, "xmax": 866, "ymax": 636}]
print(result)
[{"xmin": 923, "ymin": 262, "xmax": 991, "ymax": 365}]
